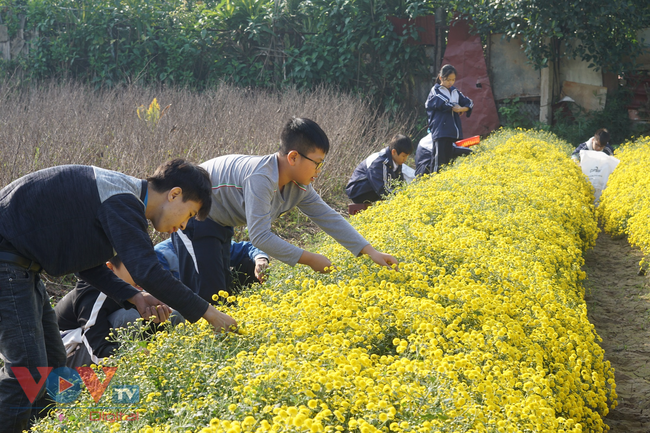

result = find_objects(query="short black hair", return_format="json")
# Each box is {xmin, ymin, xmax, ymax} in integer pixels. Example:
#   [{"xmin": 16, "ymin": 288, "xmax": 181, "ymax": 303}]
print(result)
[
  {"xmin": 594, "ymin": 128, "xmax": 610, "ymax": 145},
  {"xmin": 389, "ymin": 134, "xmax": 413, "ymax": 155},
  {"xmin": 109, "ymin": 255, "xmax": 123, "ymax": 268},
  {"xmin": 279, "ymin": 117, "xmax": 330, "ymax": 156},
  {"xmin": 147, "ymin": 159, "xmax": 212, "ymax": 220}
]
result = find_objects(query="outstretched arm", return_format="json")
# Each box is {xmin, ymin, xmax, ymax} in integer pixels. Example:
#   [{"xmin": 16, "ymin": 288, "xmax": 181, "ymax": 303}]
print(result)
[
  {"xmin": 298, "ymin": 250, "xmax": 333, "ymax": 273},
  {"xmin": 132, "ymin": 291, "xmax": 237, "ymax": 333},
  {"xmin": 360, "ymin": 244, "xmax": 399, "ymax": 270},
  {"xmin": 203, "ymin": 304, "xmax": 238, "ymax": 333}
]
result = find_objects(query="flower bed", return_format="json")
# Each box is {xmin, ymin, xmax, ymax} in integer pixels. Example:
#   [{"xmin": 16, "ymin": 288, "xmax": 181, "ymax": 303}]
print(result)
[
  {"xmin": 597, "ymin": 136, "xmax": 650, "ymax": 271},
  {"xmin": 37, "ymin": 130, "xmax": 615, "ymax": 433}
]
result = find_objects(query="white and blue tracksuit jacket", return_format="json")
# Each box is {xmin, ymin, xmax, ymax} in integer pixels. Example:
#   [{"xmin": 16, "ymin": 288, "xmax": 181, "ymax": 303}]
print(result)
[
  {"xmin": 345, "ymin": 147, "xmax": 404, "ymax": 202},
  {"xmin": 425, "ymin": 83, "xmax": 473, "ymax": 140}
]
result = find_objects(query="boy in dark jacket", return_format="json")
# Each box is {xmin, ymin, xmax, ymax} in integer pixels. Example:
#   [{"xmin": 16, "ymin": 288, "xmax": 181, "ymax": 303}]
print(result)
[
  {"xmin": 58, "ymin": 236, "xmax": 267, "ymax": 369},
  {"xmin": 345, "ymin": 134, "xmax": 413, "ymax": 204},
  {"xmin": 0, "ymin": 159, "xmax": 236, "ymax": 432},
  {"xmin": 155, "ymin": 238, "xmax": 270, "ymax": 289}
]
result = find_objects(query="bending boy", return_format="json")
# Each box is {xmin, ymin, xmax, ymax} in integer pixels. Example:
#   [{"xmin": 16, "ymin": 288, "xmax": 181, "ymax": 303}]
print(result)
[
  {"xmin": 0, "ymin": 159, "xmax": 236, "ymax": 432},
  {"xmin": 345, "ymin": 134, "xmax": 413, "ymax": 204},
  {"xmin": 172, "ymin": 117, "xmax": 399, "ymax": 300},
  {"xmin": 571, "ymin": 128, "xmax": 614, "ymax": 162}
]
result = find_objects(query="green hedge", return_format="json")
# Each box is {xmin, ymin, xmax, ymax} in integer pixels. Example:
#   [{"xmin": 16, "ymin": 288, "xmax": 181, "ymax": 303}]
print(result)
[{"xmin": 1, "ymin": 0, "xmax": 435, "ymax": 108}]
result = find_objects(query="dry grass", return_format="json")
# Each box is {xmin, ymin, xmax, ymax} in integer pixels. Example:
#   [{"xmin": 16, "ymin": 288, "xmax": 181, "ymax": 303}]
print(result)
[{"xmin": 0, "ymin": 81, "xmax": 417, "ymax": 202}]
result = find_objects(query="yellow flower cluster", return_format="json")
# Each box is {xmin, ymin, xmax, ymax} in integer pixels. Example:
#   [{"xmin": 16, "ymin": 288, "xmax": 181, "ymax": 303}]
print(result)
[
  {"xmin": 34, "ymin": 129, "xmax": 615, "ymax": 433},
  {"xmin": 597, "ymin": 136, "xmax": 650, "ymax": 270}
]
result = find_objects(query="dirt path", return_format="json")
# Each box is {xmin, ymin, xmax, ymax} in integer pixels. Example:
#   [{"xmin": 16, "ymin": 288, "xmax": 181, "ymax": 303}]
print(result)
[{"xmin": 584, "ymin": 230, "xmax": 650, "ymax": 431}]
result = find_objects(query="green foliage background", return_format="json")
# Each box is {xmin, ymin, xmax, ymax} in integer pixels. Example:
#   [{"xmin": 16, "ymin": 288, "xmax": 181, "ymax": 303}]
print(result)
[
  {"xmin": 2, "ymin": 0, "xmax": 649, "ymax": 109},
  {"xmin": 452, "ymin": 0, "xmax": 650, "ymax": 72},
  {"xmin": 0, "ymin": 0, "xmax": 437, "ymax": 108}
]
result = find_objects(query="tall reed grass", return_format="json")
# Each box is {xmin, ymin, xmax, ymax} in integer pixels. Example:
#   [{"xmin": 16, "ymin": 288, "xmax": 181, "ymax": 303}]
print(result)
[{"xmin": 0, "ymin": 81, "xmax": 417, "ymax": 202}]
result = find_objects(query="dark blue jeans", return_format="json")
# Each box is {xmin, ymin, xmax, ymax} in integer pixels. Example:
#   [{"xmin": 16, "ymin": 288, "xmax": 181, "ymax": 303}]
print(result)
[{"xmin": 0, "ymin": 263, "xmax": 67, "ymax": 433}]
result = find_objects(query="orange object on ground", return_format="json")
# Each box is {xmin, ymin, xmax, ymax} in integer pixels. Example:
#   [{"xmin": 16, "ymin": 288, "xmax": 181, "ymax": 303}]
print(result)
[
  {"xmin": 455, "ymin": 135, "xmax": 481, "ymax": 147},
  {"xmin": 348, "ymin": 203, "xmax": 372, "ymax": 216}
]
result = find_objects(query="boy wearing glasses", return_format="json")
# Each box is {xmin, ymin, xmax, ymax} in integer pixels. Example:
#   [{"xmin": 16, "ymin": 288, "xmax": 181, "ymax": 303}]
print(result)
[{"xmin": 172, "ymin": 117, "xmax": 398, "ymax": 302}]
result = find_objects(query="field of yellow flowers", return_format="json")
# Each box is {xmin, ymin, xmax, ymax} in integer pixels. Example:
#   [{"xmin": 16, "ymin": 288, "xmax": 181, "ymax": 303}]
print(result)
[
  {"xmin": 36, "ymin": 129, "xmax": 616, "ymax": 433},
  {"xmin": 597, "ymin": 136, "xmax": 650, "ymax": 272}
]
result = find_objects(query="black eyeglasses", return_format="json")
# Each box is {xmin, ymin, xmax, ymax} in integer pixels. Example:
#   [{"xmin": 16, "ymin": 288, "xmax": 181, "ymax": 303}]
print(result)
[{"xmin": 297, "ymin": 152, "xmax": 324, "ymax": 170}]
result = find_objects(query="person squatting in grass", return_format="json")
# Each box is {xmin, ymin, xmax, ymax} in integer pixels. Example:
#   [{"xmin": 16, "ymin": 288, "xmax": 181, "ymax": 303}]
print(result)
[
  {"xmin": 0, "ymin": 159, "xmax": 237, "ymax": 433},
  {"xmin": 345, "ymin": 134, "xmax": 414, "ymax": 204},
  {"xmin": 56, "ymin": 239, "xmax": 268, "ymax": 369},
  {"xmin": 172, "ymin": 117, "xmax": 399, "ymax": 302},
  {"xmin": 416, "ymin": 64, "xmax": 474, "ymax": 175},
  {"xmin": 55, "ymin": 255, "xmax": 186, "ymax": 369},
  {"xmin": 571, "ymin": 128, "xmax": 614, "ymax": 163}
]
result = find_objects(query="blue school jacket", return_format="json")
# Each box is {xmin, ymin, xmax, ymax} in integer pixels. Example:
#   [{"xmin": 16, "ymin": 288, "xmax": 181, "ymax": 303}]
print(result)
[
  {"xmin": 425, "ymin": 83, "xmax": 473, "ymax": 140},
  {"xmin": 345, "ymin": 147, "xmax": 404, "ymax": 202}
]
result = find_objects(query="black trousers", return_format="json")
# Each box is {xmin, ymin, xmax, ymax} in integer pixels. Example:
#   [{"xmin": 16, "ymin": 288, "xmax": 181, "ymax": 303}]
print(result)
[
  {"xmin": 231, "ymin": 254, "xmax": 260, "ymax": 291},
  {"xmin": 350, "ymin": 190, "xmax": 381, "ymax": 204},
  {"xmin": 172, "ymin": 218, "xmax": 234, "ymax": 304},
  {"xmin": 415, "ymin": 136, "xmax": 471, "ymax": 175}
]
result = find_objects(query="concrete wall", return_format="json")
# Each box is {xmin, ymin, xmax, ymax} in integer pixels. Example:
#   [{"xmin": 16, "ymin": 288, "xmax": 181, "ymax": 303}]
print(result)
[
  {"xmin": 0, "ymin": 16, "xmax": 32, "ymax": 62},
  {"xmin": 559, "ymin": 40, "xmax": 603, "ymax": 87},
  {"xmin": 560, "ymin": 57, "xmax": 603, "ymax": 87},
  {"xmin": 488, "ymin": 34, "xmax": 540, "ymax": 100},
  {"xmin": 487, "ymin": 34, "xmax": 622, "ymax": 120}
]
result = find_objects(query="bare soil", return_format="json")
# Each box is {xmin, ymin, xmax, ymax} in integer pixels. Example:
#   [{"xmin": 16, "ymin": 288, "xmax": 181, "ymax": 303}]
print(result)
[{"xmin": 584, "ymin": 230, "xmax": 650, "ymax": 431}]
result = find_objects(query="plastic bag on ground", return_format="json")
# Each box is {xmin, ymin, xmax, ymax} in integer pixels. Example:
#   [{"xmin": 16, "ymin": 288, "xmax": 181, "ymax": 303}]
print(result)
[{"xmin": 402, "ymin": 164, "xmax": 415, "ymax": 184}]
